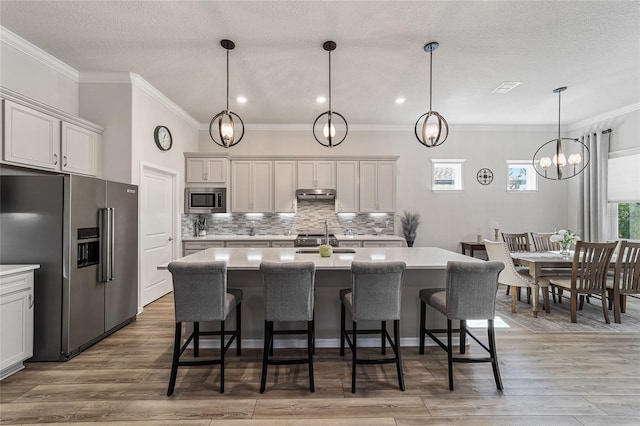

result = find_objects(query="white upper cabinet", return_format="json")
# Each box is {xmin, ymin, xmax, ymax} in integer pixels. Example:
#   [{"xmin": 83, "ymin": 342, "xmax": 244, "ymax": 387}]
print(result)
[
  {"xmin": 186, "ymin": 157, "xmax": 228, "ymax": 184},
  {"xmin": 336, "ymin": 161, "xmax": 359, "ymax": 213},
  {"xmin": 297, "ymin": 160, "xmax": 335, "ymax": 189},
  {"xmin": 3, "ymin": 100, "xmax": 60, "ymax": 171},
  {"xmin": 359, "ymin": 160, "xmax": 396, "ymax": 213},
  {"xmin": 61, "ymin": 122, "xmax": 99, "ymax": 176},
  {"xmin": 231, "ymin": 160, "xmax": 273, "ymax": 213},
  {"xmin": 2, "ymin": 98, "xmax": 101, "ymax": 177},
  {"xmin": 274, "ymin": 161, "xmax": 297, "ymax": 213}
]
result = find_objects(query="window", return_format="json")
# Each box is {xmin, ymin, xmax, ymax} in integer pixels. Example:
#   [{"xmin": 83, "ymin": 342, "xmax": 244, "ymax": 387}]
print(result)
[
  {"xmin": 607, "ymin": 151, "xmax": 640, "ymax": 241},
  {"xmin": 506, "ymin": 161, "xmax": 537, "ymax": 191},
  {"xmin": 431, "ymin": 159, "xmax": 465, "ymax": 191}
]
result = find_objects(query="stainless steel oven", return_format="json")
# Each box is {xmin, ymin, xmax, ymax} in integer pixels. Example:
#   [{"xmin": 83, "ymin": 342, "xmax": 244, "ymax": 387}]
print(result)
[{"xmin": 185, "ymin": 187, "xmax": 227, "ymax": 214}]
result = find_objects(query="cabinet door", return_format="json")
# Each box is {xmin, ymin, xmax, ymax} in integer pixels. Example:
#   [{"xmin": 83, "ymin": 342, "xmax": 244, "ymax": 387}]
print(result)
[
  {"xmin": 61, "ymin": 122, "xmax": 98, "ymax": 176},
  {"xmin": 226, "ymin": 241, "xmax": 271, "ymax": 248},
  {"xmin": 297, "ymin": 161, "xmax": 316, "ymax": 188},
  {"xmin": 3, "ymin": 100, "xmax": 60, "ymax": 171},
  {"xmin": 315, "ymin": 161, "xmax": 336, "ymax": 188},
  {"xmin": 336, "ymin": 161, "xmax": 358, "ymax": 212},
  {"xmin": 271, "ymin": 241, "xmax": 294, "ymax": 248},
  {"xmin": 362, "ymin": 240, "xmax": 403, "ymax": 247},
  {"xmin": 274, "ymin": 161, "xmax": 297, "ymax": 212},
  {"xmin": 359, "ymin": 161, "xmax": 378, "ymax": 212},
  {"xmin": 376, "ymin": 161, "xmax": 396, "ymax": 212},
  {"xmin": 205, "ymin": 158, "xmax": 227, "ymax": 184},
  {"xmin": 0, "ymin": 273, "xmax": 34, "ymax": 373},
  {"xmin": 186, "ymin": 158, "xmax": 207, "ymax": 182},
  {"xmin": 252, "ymin": 161, "xmax": 273, "ymax": 212},
  {"xmin": 231, "ymin": 161, "xmax": 252, "ymax": 212}
]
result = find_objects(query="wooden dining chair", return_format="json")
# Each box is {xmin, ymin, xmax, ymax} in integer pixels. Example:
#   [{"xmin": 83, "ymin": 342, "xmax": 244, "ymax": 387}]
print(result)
[
  {"xmin": 607, "ymin": 241, "xmax": 640, "ymax": 324},
  {"xmin": 501, "ymin": 233, "xmax": 531, "ymax": 252},
  {"xmin": 541, "ymin": 241, "xmax": 617, "ymax": 323},
  {"xmin": 501, "ymin": 233, "xmax": 531, "ymax": 300},
  {"xmin": 530, "ymin": 232, "xmax": 560, "ymax": 252}
]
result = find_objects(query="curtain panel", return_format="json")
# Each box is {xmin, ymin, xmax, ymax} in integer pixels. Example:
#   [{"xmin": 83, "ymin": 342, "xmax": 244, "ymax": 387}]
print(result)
[{"xmin": 578, "ymin": 130, "xmax": 611, "ymax": 242}]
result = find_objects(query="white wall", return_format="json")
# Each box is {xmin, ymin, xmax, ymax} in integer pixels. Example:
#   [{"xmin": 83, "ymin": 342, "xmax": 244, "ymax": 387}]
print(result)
[
  {"xmin": 130, "ymin": 84, "xmax": 199, "ymax": 187},
  {"xmin": 79, "ymin": 82, "xmax": 133, "ymax": 183},
  {"xmin": 0, "ymin": 28, "xmax": 78, "ymax": 115},
  {"xmin": 197, "ymin": 126, "xmax": 568, "ymax": 251}
]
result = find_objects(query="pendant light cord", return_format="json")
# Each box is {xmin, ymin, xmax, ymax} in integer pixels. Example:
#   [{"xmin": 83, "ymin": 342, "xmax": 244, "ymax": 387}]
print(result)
[
  {"xmin": 429, "ymin": 50, "xmax": 433, "ymax": 111},
  {"xmin": 557, "ymin": 90, "xmax": 561, "ymax": 140},
  {"xmin": 328, "ymin": 49, "xmax": 332, "ymax": 113},
  {"xmin": 226, "ymin": 49, "xmax": 229, "ymax": 112}
]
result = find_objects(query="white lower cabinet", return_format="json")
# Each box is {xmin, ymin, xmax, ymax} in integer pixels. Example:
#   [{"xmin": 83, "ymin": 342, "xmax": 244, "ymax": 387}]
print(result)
[
  {"xmin": 0, "ymin": 269, "xmax": 35, "ymax": 380},
  {"xmin": 362, "ymin": 240, "xmax": 403, "ymax": 247},
  {"xmin": 271, "ymin": 241, "xmax": 295, "ymax": 248},
  {"xmin": 338, "ymin": 241, "xmax": 362, "ymax": 248},
  {"xmin": 226, "ymin": 241, "xmax": 271, "ymax": 248},
  {"xmin": 182, "ymin": 241, "xmax": 224, "ymax": 256}
]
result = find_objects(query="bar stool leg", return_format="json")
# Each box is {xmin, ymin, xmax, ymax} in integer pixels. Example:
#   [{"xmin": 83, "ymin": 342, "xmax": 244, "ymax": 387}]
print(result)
[
  {"xmin": 447, "ymin": 319, "xmax": 454, "ymax": 391},
  {"xmin": 193, "ymin": 321, "xmax": 199, "ymax": 357},
  {"xmin": 220, "ymin": 319, "xmax": 225, "ymax": 393},
  {"xmin": 351, "ymin": 320, "xmax": 357, "ymax": 394},
  {"xmin": 459, "ymin": 320, "xmax": 466, "ymax": 354},
  {"xmin": 260, "ymin": 320, "xmax": 271, "ymax": 394},
  {"xmin": 419, "ymin": 300, "xmax": 426, "ymax": 355},
  {"xmin": 236, "ymin": 302, "xmax": 242, "ymax": 356},
  {"xmin": 488, "ymin": 319, "xmax": 503, "ymax": 390},
  {"xmin": 340, "ymin": 303, "xmax": 346, "ymax": 356},
  {"xmin": 394, "ymin": 319, "xmax": 405, "ymax": 391},
  {"xmin": 167, "ymin": 321, "xmax": 181, "ymax": 396},
  {"xmin": 381, "ymin": 321, "xmax": 386, "ymax": 355},
  {"xmin": 307, "ymin": 320, "xmax": 315, "ymax": 392}
]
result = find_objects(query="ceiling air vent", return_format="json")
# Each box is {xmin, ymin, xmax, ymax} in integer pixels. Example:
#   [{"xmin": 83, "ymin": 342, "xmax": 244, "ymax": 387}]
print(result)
[{"xmin": 491, "ymin": 81, "xmax": 522, "ymax": 94}]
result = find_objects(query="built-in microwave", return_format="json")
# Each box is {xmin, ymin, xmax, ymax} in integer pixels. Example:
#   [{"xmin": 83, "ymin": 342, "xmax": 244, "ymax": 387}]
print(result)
[{"xmin": 185, "ymin": 187, "xmax": 227, "ymax": 214}]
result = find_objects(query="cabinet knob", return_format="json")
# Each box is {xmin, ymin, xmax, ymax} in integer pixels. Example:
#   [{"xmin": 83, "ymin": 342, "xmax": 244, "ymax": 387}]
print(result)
[
  {"xmin": 63, "ymin": 156, "xmax": 68, "ymax": 167},
  {"xmin": 29, "ymin": 294, "xmax": 34, "ymax": 309},
  {"xmin": 53, "ymin": 153, "xmax": 58, "ymax": 165},
  {"xmin": 204, "ymin": 172, "xmax": 208, "ymax": 180},
  {"xmin": 168, "ymin": 236, "xmax": 174, "ymax": 241}
]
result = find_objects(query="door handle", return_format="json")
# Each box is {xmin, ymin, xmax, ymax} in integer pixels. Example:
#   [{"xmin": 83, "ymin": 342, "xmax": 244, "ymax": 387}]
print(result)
[
  {"xmin": 63, "ymin": 156, "xmax": 68, "ymax": 167},
  {"xmin": 53, "ymin": 153, "xmax": 58, "ymax": 165},
  {"xmin": 168, "ymin": 237, "xmax": 174, "ymax": 241},
  {"xmin": 29, "ymin": 294, "xmax": 34, "ymax": 309}
]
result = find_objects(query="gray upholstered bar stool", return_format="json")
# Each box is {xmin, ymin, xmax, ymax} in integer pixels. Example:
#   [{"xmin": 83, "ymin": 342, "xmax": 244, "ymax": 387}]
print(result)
[
  {"xmin": 419, "ymin": 261, "xmax": 504, "ymax": 391},
  {"xmin": 259, "ymin": 261, "xmax": 316, "ymax": 393},
  {"xmin": 166, "ymin": 261, "xmax": 242, "ymax": 395},
  {"xmin": 340, "ymin": 261, "xmax": 407, "ymax": 393}
]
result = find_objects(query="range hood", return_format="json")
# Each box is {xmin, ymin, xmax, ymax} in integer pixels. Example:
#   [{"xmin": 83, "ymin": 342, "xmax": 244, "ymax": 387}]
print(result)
[{"xmin": 296, "ymin": 188, "xmax": 336, "ymax": 200}]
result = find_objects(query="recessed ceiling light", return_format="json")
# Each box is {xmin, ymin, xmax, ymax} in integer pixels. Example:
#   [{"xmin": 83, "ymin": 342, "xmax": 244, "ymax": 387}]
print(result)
[
  {"xmin": 395, "ymin": 97, "xmax": 406, "ymax": 104},
  {"xmin": 316, "ymin": 96, "xmax": 326, "ymax": 103},
  {"xmin": 236, "ymin": 96, "xmax": 247, "ymax": 103},
  {"xmin": 491, "ymin": 81, "xmax": 522, "ymax": 94}
]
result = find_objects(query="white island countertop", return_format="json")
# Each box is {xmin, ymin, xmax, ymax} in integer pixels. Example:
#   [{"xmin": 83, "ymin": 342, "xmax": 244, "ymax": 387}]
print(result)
[
  {"xmin": 159, "ymin": 246, "xmax": 479, "ymax": 271},
  {"xmin": 0, "ymin": 264, "xmax": 40, "ymax": 277},
  {"xmin": 181, "ymin": 234, "xmax": 405, "ymax": 242}
]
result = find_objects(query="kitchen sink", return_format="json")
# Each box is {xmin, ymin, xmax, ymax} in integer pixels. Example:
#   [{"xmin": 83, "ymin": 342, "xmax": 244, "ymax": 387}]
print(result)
[{"xmin": 295, "ymin": 248, "xmax": 356, "ymax": 254}]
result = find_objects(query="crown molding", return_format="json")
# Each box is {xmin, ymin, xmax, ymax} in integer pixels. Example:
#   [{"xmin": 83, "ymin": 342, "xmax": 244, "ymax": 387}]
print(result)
[
  {"xmin": 568, "ymin": 102, "xmax": 640, "ymax": 131},
  {"xmin": 79, "ymin": 72, "xmax": 200, "ymax": 130},
  {"xmin": 0, "ymin": 26, "xmax": 78, "ymax": 81}
]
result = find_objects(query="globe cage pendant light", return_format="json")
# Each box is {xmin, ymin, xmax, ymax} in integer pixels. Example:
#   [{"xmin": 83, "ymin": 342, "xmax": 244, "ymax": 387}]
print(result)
[
  {"xmin": 532, "ymin": 87, "xmax": 590, "ymax": 180},
  {"xmin": 209, "ymin": 39, "xmax": 245, "ymax": 148},
  {"xmin": 415, "ymin": 41, "xmax": 449, "ymax": 148},
  {"xmin": 313, "ymin": 41, "xmax": 348, "ymax": 148}
]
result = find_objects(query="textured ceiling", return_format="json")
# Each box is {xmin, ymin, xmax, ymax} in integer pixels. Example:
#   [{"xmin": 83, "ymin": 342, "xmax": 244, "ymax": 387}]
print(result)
[{"xmin": 1, "ymin": 1, "xmax": 639, "ymax": 126}]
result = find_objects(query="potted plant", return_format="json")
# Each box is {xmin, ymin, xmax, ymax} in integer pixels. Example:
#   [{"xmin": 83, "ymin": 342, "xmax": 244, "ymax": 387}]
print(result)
[{"xmin": 400, "ymin": 211, "xmax": 421, "ymax": 247}]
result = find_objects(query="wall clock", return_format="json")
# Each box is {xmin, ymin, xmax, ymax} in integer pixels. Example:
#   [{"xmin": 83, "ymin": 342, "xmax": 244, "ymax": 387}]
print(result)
[
  {"xmin": 477, "ymin": 168, "xmax": 494, "ymax": 185},
  {"xmin": 154, "ymin": 125, "xmax": 173, "ymax": 151}
]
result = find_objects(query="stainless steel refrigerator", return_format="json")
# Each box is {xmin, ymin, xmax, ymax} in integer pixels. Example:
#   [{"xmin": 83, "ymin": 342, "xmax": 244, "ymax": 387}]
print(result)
[{"xmin": 0, "ymin": 174, "xmax": 138, "ymax": 361}]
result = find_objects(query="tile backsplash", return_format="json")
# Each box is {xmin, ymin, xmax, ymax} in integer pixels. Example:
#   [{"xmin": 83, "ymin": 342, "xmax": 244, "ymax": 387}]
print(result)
[{"xmin": 182, "ymin": 200, "xmax": 395, "ymax": 237}]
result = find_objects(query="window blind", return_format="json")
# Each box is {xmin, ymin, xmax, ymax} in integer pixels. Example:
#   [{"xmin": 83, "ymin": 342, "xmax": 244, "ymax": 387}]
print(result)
[{"xmin": 607, "ymin": 153, "xmax": 640, "ymax": 202}]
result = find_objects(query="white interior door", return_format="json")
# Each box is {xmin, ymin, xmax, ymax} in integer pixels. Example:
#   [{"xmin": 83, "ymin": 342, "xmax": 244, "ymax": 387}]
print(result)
[{"xmin": 140, "ymin": 163, "xmax": 177, "ymax": 307}]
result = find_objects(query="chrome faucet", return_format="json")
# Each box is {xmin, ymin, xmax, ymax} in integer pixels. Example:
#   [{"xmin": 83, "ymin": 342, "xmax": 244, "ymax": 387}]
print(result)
[{"xmin": 324, "ymin": 220, "xmax": 329, "ymax": 245}]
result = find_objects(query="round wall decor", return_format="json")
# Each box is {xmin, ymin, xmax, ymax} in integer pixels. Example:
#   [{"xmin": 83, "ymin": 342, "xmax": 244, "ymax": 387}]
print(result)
[
  {"xmin": 477, "ymin": 168, "xmax": 494, "ymax": 185},
  {"xmin": 154, "ymin": 125, "xmax": 173, "ymax": 151}
]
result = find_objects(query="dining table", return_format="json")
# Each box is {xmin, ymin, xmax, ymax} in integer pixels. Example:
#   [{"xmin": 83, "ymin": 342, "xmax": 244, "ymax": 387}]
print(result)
[{"xmin": 510, "ymin": 251, "xmax": 575, "ymax": 318}]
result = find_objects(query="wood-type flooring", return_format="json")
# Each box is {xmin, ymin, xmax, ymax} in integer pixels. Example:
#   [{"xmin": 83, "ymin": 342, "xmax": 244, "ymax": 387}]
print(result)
[{"xmin": 1, "ymin": 293, "xmax": 640, "ymax": 425}]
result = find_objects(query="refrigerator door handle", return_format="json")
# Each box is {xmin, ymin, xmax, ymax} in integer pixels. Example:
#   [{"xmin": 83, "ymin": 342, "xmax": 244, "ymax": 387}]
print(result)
[
  {"xmin": 100, "ymin": 208, "xmax": 115, "ymax": 282},
  {"xmin": 109, "ymin": 208, "xmax": 115, "ymax": 281}
]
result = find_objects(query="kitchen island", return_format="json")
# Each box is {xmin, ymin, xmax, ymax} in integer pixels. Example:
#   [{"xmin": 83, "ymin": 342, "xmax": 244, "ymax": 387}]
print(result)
[{"xmin": 158, "ymin": 247, "xmax": 482, "ymax": 347}]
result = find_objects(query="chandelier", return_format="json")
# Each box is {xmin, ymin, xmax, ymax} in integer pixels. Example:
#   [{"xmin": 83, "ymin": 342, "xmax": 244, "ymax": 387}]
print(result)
[
  {"xmin": 312, "ymin": 41, "xmax": 348, "ymax": 148},
  {"xmin": 532, "ymin": 87, "xmax": 590, "ymax": 180},
  {"xmin": 209, "ymin": 39, "xmax": 245, "ymax": 148},
  {"xmin": 415, "ymin": 41, "xmax": 449, "ymax": 148}
]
